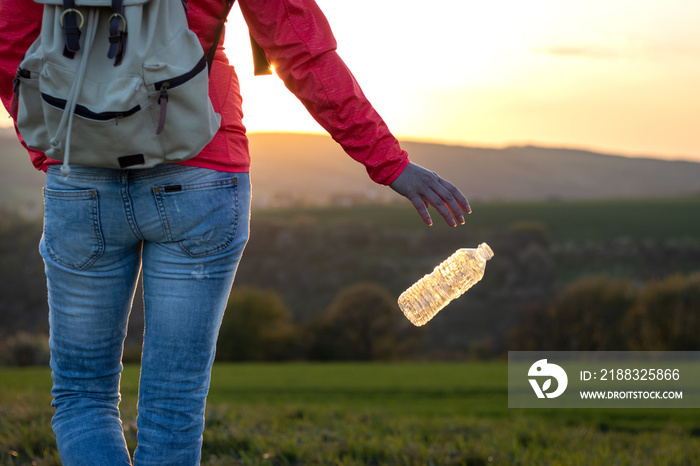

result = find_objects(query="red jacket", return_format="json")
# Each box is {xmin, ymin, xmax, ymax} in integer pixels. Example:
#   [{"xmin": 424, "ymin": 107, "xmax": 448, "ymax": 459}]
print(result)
[{"xmin": 0, "ymin": 0, "xmax": 409, "ymax": 185}]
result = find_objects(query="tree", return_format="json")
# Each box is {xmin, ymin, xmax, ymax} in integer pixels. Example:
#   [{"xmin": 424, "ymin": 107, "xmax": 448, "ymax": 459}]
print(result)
[
  {"xmin": 216, "ymin": 286, "xmax": 299, "ymax": 361},
  {"xmin": 306, "ymin": 282, "xmax": 422, "ymax": 360},
  {"xmin": 625, "ymin": 272, "xmax": 700, "ymax": 351},
  {"xmin": 508, "ymin": 275, "xmax": 637, "ymax": 351}
]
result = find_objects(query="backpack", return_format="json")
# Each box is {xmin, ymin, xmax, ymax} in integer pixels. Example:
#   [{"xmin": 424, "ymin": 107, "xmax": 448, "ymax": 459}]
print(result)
[{"xmin": 12, "ymin": 0, "xmax": 221, "ymax": 176}]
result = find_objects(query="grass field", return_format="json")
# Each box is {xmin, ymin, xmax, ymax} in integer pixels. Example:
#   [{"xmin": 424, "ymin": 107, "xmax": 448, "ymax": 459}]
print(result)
[
  {"xmin": 253, "ymin": 196, "xmax": 700, "ymax": 242},
  {"xmin": 3, "ymin": 198, "xmax": 700, "ymax": 464},
  {"xmin": 2, "ymin": 363, "xmax": 700, "ymax": 465}
]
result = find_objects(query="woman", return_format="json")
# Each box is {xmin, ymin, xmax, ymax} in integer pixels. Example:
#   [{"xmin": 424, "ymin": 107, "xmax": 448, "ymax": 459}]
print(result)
[{"xmin": 0, "ymin": 0, "xmax": 470, "ymax": 464}]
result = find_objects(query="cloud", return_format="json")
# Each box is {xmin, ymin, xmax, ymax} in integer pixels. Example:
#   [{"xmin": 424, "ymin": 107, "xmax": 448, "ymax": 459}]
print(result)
[
  {"xmin": 534, "ymin": 40, "xmax": 700, "ymax": 63},
  {"xmin": 533, "ymin": 45, "xmax": 621, "ymax": 60}
]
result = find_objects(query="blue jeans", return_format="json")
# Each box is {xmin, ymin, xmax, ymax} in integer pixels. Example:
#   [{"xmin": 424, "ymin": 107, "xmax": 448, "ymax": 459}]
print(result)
[{"xmin": 41, "ymin": 164, "xmax": 251, "ymax": 465}]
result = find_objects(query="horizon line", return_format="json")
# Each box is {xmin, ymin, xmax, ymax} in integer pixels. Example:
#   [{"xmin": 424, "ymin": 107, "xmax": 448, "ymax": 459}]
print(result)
[
  {"xmin": 1, "ymin": 125, "xmax": 697, "ymax": 164},
  {"xmin": 245, "ymin": 130, "xmax": 700, "ymax": 164}
]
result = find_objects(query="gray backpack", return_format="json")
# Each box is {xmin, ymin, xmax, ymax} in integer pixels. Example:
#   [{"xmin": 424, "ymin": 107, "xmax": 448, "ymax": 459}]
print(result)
[{"xmin": 13, "ymin": 0, "xmax": 221, "ymax": 176}]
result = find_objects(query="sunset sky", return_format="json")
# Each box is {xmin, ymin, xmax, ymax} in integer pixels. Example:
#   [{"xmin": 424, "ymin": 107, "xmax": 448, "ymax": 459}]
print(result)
[{"xmin": 3, "ymin": 0, "xmax": 699, "ymax": 162}]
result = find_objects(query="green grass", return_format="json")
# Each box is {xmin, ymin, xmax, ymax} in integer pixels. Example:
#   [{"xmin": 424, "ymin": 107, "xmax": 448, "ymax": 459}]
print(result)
[
  {"xmin": 253, "ymin": 196, "xmax": 700, "ymax": 242},
  {"xmin": 3, "ymin": 363, "xmax": 700, "ymax": 465}
]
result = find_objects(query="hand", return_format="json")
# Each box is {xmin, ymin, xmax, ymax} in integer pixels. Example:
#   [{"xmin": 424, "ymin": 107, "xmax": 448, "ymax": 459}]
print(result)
[{"xmin": 389, "ymin": 162, "xmax": 471, "ymax": 227}]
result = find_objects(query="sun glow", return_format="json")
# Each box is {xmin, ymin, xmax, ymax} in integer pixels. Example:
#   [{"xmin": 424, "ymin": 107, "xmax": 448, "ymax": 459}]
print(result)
[
  {"xmin": 2, "ymin": 1, "xmax": 699, "ymax": 162},
  {"xmin": 221, "ymin": 0, "xmax": 700, "ymax": 161}
]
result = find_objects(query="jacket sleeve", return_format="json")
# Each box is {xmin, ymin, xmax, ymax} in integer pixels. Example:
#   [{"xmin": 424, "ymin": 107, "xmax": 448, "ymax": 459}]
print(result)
[
  {"xmin": 0, "ymin": 0, "xmax": 46, "ymax": 170},
  {"xmin": 237, "ymin": 0, "xmax": 409, "ymax": 185},
  {"xmin": 0, "ymin": 0, "xmax": 42, "ymax": 113}
]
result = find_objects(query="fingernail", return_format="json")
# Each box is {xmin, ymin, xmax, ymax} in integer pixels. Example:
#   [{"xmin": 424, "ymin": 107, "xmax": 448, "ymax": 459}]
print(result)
[{"xmin": 458, "ymin": 216, "xmax": 465, "ymax": 224}]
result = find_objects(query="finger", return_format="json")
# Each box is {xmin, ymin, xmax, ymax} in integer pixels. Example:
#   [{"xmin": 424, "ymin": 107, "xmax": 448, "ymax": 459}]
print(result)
[
  {"xmin": 430, "ymin": 183, "xmax": 466, "ymax": 225},
  {"xmin": 408, "ymin": 193, "xmax": 433, "ymax": 226},
  {"xmin": 428, "ymin": 181, "xmax": 470, "ymax": 225},
  {"xmin": 423, "ymin": 189, "xmax": 458, "ymax": 227},
  {"xmin": 438, "ymin": 178, "xmax": 471, "ymax": 215}
]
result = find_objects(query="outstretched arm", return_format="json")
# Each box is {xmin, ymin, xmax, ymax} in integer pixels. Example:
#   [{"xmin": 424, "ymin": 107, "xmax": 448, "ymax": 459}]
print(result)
[
  {"xmin": 238, "ymin": 0, "xmax": 470, "ymax": 225},
  {"xmin": 390, "ymin": 162, "xmax": 471, "ymax": 227},
  {"xmin": 238, "ymin": 0, "xmax": 409, "ymax": 186}
]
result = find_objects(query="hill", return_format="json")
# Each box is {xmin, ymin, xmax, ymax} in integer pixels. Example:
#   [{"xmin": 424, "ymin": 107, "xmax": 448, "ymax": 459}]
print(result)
[
  {"xmin": 247, "ymin": 132, "xmax": 700, "ymax": 206},
  {"xmin": 2, "ymin": 128, "xmax": 700, "ymax": 214}
]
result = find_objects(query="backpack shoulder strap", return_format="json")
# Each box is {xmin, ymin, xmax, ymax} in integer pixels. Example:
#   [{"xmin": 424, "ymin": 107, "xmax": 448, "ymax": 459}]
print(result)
[
  {"xmin": 205, "ymin": 0, "xmax": 272, "ymax": 76},
  {"xmin": 107, "ymin": 0, "xmax": 127, "ymax": 65},
  {"xmin": 206, "ymin": 0, "xmax": 235, "ymax": 72},
  {"xmin": 61, "ymin": 0, "xmax": 83, "ymax": 57}
]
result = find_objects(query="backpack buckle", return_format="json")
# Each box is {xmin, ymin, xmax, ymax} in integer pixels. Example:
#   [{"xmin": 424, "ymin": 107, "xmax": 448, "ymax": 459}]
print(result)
[
  {"xmin": 60, "ymin": 8, "xmax": 84, "ymax": 55},
  {"xmin": 108, "ymin": 13, "xmax": 127, "ymax": 34},
  {"xmin": 60, "ymin": 9, "xmax": 85, "ymax": 29},
  {"xmin": 108, "ymin": 13, "xmax": 128, "ymax": 65}
]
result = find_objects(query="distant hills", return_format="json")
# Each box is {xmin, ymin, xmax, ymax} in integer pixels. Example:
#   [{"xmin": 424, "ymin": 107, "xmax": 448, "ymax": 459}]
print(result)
[
  {"xmin": 2, "ymin": 128, "xmax": 700, "ymax": 215},
  {"xmin": 247, "ymin": 132, "xmax": 700, "ymax": 207}
]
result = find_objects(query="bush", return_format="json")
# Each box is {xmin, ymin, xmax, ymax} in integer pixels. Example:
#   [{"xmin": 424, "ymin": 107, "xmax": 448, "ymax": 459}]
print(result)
[
  {"xmin": 509, "ymin": 271, "xmax": 700, "ymax": 352},
  {"xmin": 508, "ymin": 275, "xmax": 637, "ymax": 351},
  {"xmin": 216, "ymin": 286, "xmax": 299, "ymax": 361},
  {"xmin": 305, "ymin": 282, "xmax": 422, "ymax": 361},
  {"xmin": 0, "ymin": 332, "xmax": 50, "ymax": 366},
  {"xmin": 625, "ymin": 272, "xmax": 700, "ymax": 350}
]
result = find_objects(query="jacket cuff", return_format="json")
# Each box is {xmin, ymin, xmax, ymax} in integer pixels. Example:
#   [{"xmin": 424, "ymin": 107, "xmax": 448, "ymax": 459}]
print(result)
[{"xmin": 369, "ymin": 153, "xmax": 410, "ymax": 186}]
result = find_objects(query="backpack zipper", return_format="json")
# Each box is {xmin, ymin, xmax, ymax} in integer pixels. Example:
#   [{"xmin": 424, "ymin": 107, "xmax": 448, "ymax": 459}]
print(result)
[
  {"xmin": 41, "ymin": 92, "xmax": 141, "ymax": 121},
  {"xmin": 153, "ymin": 55, "xmax": 208, "ymax": 135},
  {"xmin": 152, "ymin": 55, "xmax": 207, "ymax": 92},
  {"xmin": 11, "ymin": 68, "xmax": 31, "ymax": 117}
]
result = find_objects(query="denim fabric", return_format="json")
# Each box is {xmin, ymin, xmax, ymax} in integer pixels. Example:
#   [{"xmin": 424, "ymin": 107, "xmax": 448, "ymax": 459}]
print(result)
[{"xmin": 41, "ymin": 164, "xmax": 251, "ymax": 465}]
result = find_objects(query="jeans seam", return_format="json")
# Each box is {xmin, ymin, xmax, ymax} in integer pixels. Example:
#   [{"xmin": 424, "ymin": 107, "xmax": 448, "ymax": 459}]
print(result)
[
  {"xmin": 47, "ymin": 166, "xmax": 120, "ymax": 182},
  {"xmin": 120, "ymin": 172, "xmax": 144, "ymax": 241},
  {"xmin": 128, "ymin": 164, "xmax": 193, "ymax": 182},
  {"xmin": 47, "ymin": 163, "xmax": 194, "ymax": 182},
  {"xmin": 153, "ymin": 187, "xmax": 174, "ymax": 242}
]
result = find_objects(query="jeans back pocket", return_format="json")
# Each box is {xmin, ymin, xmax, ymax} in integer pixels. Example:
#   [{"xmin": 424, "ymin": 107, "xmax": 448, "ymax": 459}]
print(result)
[
  {"xmin": 153, "ymin": 177, "xmax": 238, "ymax": 258},
  {"xmin": 42, "ymin": 188, "xmax": 105, "ymax": 270}
]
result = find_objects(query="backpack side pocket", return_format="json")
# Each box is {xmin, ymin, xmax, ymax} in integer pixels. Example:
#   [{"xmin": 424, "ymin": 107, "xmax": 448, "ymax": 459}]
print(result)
[
  {"xmin": 15, "ymin": 55, "xmax": 51, "ymax": 153},
  {"xmin": 144, "ymin": 27, "xmax": 221, "ymax": 164}
]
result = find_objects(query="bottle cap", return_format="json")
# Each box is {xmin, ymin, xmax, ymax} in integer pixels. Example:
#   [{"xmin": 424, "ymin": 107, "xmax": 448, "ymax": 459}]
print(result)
[{"xmin": 477, "ymin": 243, "xmax": 494, "ymax": 260}]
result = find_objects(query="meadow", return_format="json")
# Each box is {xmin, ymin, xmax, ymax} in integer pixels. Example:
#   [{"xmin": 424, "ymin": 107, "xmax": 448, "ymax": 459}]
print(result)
[
  {"xmin": 3, "ymin": 197, "xmax": 700, "ymax": 463},
  {"xmin": 2, "ymin": 363, "xmax": 700, "ymax": 465},
  {"xmin": 253, "ymin": 196, "xmax": 700, "ymax": 242}
]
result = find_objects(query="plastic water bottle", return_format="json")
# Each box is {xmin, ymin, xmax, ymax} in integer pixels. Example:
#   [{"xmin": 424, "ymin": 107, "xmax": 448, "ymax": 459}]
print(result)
[{"xmin": 398, "ymin": 243, "xmax": 494, "ymax": 326}]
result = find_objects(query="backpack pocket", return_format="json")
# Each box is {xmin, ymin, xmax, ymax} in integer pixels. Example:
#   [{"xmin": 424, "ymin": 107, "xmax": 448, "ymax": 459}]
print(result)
[
  {"xmin": 37, "ymin": 60, "xmax": 164, "ymax": 167},
  {"xmin": 15, "ymin": 56, "xmax": 50, "ymax": 153},
  {"xmin": 144, "ymin": 27, "xmax": 221, "ymax": 164}
]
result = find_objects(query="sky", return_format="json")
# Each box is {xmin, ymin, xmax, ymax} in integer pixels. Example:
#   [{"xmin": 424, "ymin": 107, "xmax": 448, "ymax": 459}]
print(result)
[{"xmin": 3, "ymin": 0, "xmax": 699, "ymax": 162}]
